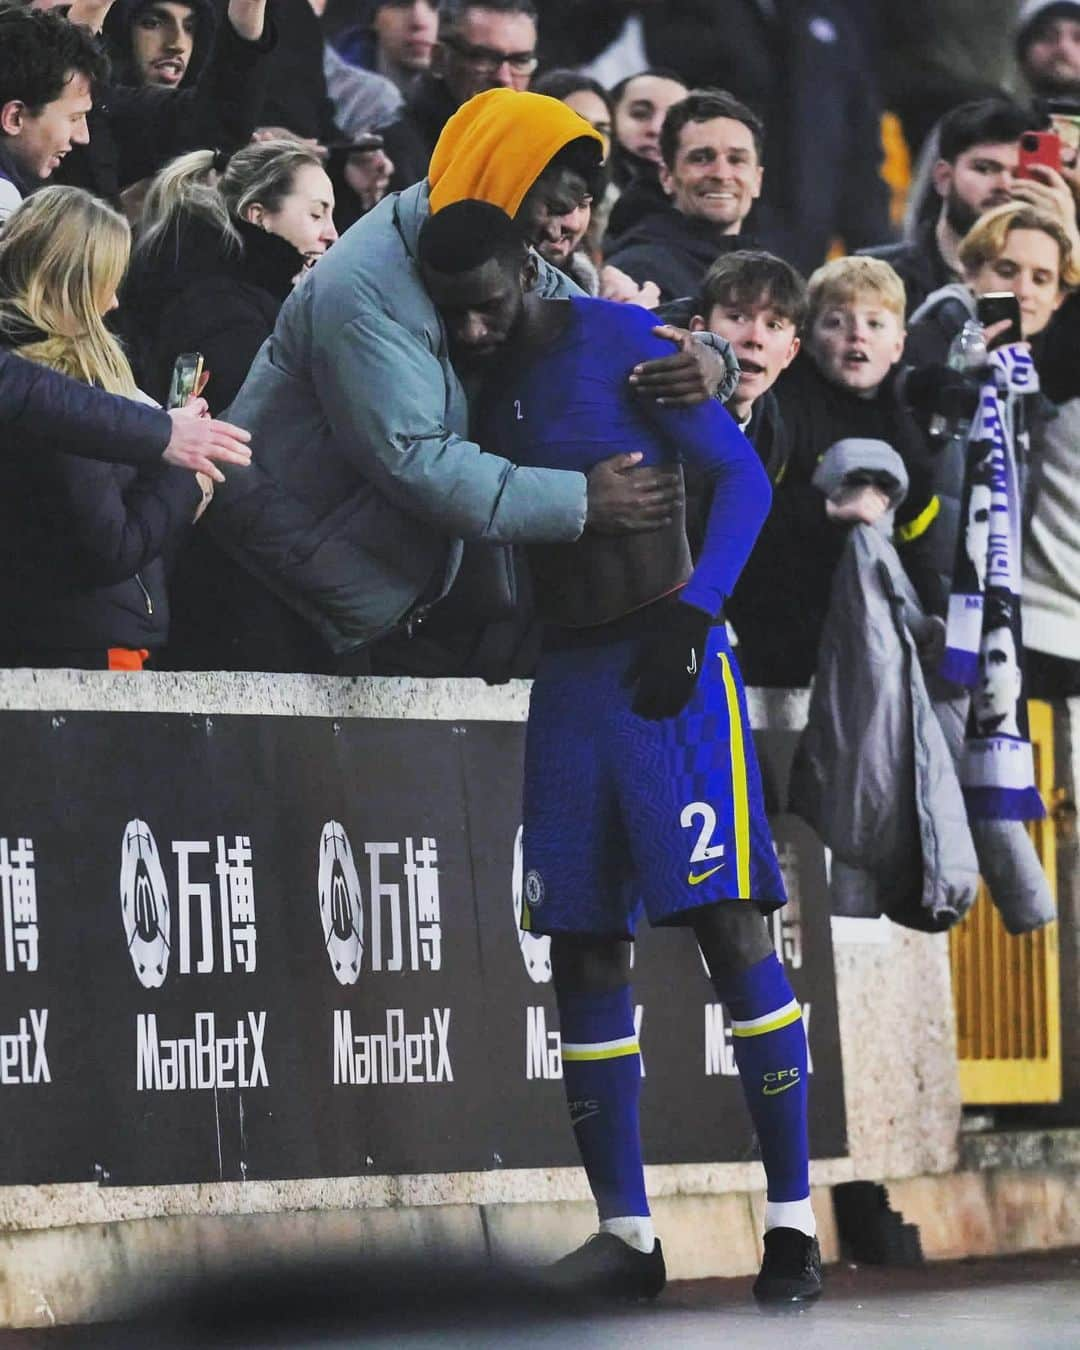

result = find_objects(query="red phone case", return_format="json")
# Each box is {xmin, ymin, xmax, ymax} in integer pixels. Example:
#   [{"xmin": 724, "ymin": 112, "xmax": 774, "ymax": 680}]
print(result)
[{"xmin": 1018, "ymin": 131, "xmax": 1062, "ymax": 178}]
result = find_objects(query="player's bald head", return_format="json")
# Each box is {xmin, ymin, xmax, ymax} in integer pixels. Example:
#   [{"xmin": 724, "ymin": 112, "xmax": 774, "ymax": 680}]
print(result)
[
  {"xmin": 419, "ymin": 199, "xmax": 528, "ymax": 277},
  {"xmin": 419, "ymin": 200, "xmax": 532, "ymax": 366}
]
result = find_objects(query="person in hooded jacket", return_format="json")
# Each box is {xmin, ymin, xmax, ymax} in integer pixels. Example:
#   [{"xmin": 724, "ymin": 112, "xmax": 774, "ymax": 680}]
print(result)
[
  {"xmin": 206, "ymin": 89, "xmax": 732, "ymax": 674},
  {"xmin": 96, "ymin": 0, "xmax": 227, "ymax": 218},
  {"xmin": 102, "ymin": 0, "xmax": 216, "ymax": 91},
  {"xmin": 0, "ymin": 186, "xmax": 208, "ymax": 671},
  {"xmin": 53, "ymin": 0, "xmax": 274, "ymax": 203}
]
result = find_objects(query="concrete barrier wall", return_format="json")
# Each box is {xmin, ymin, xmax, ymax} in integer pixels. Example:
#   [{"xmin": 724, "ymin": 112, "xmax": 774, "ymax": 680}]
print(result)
[{"xmin": 0, "ymin": 670, "xmax": 967, "ymax": 1323}]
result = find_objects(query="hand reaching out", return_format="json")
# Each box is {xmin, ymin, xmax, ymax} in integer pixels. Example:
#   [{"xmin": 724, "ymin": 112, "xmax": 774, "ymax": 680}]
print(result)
[
  {"xmin": 600, "ymin": 264, "xmax": 662, "ymax": 309},
  {"xmin": 164, "ymin": 400, "xmax": 252, "ymax": 482},
  {"xmin": 825, "ymin": 485, "xmax": 892, "ymax": 525}
]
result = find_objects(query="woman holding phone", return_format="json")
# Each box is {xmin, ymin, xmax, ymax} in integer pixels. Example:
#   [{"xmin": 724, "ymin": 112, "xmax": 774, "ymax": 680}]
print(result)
[
  {"xmin": 905, "ymin": 201, "xmax": 1075, "ymax": 365},
  {"xmin": 0, "ymin": 187, "xmax": 209, "ymax": 671},
  {"xmin": 125, "ymin": 139, "xmax": 338, "ymax": 415},
  {"xmin": 904, "ymin": 201, "xmax": 1080, "ymax": 698},
  {"xmin": 124, "ymin": 141, "xmax": 347, "ymax": 674}
]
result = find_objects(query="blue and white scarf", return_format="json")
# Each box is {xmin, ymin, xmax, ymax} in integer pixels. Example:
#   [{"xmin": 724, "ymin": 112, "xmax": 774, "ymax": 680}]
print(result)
[{"xmin": 940, "ymin": 344, "xmax": 1045, "ymax": 822}]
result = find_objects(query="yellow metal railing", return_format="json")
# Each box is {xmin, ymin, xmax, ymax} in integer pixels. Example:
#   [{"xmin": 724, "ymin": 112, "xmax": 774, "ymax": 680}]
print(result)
[{"xmin": 950, "ymin": 701, "xmax": 1061, "ymax": 1105}]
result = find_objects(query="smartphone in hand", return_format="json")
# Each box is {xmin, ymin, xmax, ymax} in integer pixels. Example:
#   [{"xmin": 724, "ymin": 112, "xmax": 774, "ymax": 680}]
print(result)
[
  {"xmin": 167, "ymin": 352, "xmax": 204, "ymax": 410},
  {"xmin": 1017, "ymin": 129, "xmax": 1062, "ymax": 179},
  {"xmin": 976, "ymin": 292, "xmax": 1022, "ymax": 349}
]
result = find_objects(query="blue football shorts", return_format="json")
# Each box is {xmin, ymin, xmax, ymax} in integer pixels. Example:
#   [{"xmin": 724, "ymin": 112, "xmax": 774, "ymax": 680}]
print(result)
[{"xmin": 521, "ymin": 624, "xmax": 787, "ymax": 938}]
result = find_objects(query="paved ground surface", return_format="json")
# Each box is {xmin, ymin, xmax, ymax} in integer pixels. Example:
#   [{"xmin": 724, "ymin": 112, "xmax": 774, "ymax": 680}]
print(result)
[{"xmin": 2, "ymin": 1250, "xmax": 1078, "ymax": 1349}]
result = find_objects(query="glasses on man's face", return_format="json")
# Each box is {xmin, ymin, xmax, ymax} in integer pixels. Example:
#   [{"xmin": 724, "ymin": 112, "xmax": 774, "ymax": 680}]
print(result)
[{"xmin": 441, "ymin": 35, "xmax": 538, "ymax": 76}]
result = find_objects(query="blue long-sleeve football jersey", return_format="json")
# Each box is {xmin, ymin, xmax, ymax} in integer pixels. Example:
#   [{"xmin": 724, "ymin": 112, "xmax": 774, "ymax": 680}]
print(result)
[{"xmin": 477, "ymin": 297, "xmax": 771, "ymax": 617}]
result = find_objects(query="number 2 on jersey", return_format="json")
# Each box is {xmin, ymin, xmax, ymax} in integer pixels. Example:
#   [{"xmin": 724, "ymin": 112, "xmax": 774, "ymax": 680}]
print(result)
[{"xmin": 513, "ymin": 399, "xmax": 524, "ymax": 421}]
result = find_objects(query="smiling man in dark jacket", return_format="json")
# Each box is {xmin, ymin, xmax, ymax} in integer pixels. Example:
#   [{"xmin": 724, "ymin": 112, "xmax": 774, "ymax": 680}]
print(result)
[
  {"xmin": 604, "ymin": 90, "xmax": 763, "ymax": 305},
  {"xmin": 540, "ymin": 0, "xmax": 890, "ymax": 273}
]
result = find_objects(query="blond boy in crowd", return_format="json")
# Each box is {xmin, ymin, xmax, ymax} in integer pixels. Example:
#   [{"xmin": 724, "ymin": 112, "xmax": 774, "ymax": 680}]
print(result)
[{"xmin": 727, "ymin": 257, "xmax": 942, "ymax": 686}]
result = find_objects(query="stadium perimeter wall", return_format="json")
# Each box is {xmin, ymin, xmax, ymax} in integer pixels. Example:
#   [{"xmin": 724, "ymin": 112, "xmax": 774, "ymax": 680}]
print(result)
[{"xmin": 0, "ymin": 670, "xmax": 1075, "ymax": 1328}]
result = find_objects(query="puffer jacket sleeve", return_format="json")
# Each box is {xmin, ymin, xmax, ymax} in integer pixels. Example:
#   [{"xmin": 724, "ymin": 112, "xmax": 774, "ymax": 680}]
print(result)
[
  {"xmin": 312, "ymin": 300, "xmax": 588, "ymax": 546},
  {"xmin": 0, "ymin": 349, "xmax": 170, "ymax": 465}
]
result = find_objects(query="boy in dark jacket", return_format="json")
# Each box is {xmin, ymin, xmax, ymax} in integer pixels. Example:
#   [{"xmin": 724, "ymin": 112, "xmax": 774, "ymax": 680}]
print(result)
[
  {"xmin": 690, "ymin": 250, "xmax": 804, "ymax": 480},
  {"xmin": 730, "ymin": 256, "xmax": 942, "ymax": 687},
  {"xmin": 670, "ymin": 250, "xmax": 804, "ymax": 563}
]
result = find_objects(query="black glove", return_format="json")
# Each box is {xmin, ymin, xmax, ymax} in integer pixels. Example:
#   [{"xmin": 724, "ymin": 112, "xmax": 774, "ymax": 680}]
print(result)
[
  {"xmin": 623, "ymin": 601, "xmax": 713, "ymax": 720},
  {"xmin": 903, "ymin": 363, "xmax": 982, "ymax": 424}
]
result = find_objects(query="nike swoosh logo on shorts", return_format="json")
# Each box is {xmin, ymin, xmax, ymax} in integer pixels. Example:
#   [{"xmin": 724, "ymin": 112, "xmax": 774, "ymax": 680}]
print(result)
[
  {"xmin": 688, "ymin": 864, "xmax": 724, "ymax": 886},
  {"xmin": 686, "ymin": 649, "xmax": 698, "ymax": 676}
]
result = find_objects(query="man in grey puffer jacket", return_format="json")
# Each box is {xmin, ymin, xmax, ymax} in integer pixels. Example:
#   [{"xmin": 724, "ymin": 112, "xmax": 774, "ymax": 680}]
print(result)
[{"xmin": 211, "ymin": 89, "xmax": 732, "ymax": 657}]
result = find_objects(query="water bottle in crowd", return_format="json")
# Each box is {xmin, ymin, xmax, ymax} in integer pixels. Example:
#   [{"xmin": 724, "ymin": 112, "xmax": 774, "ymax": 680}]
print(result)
[
  {"xmin": 928, "ymin": 319, "xmax": 987, "ymax": 439},
  {"xmin": 948, "ymin": 319, "xmax": 988, "ymax": 373}
]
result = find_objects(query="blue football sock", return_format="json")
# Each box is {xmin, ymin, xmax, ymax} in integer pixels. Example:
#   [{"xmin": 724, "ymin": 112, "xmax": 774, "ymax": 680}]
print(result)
[
  {"xmin": 713, "ymin": 951, "xmax": 810, "ymax": 1205},
  {"xmin": 556, "ymin": 985, "xmax": 649, "ymax": 1222}
]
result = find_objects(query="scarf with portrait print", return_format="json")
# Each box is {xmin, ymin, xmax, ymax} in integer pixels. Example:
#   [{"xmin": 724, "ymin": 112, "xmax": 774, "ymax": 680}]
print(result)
[{"xmin": 941, "ymin": 343, "xmax": 1045, "ymax": 821}]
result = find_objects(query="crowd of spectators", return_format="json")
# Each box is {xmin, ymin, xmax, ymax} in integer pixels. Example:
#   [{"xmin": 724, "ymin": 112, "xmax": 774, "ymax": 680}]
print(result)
[{"xmin": 0, "ymin": 0, "xmax": 1077, "ymax": 741}]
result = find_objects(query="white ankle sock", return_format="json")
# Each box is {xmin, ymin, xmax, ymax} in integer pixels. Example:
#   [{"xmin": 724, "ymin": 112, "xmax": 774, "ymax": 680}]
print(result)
[
  {"xmin": 599, "ymin": 1215, "xmax": 656, "ymax": 1253},
  {"xmin": 764, "ymin": 1197, "xmax": 816, "ymax": 1237}
]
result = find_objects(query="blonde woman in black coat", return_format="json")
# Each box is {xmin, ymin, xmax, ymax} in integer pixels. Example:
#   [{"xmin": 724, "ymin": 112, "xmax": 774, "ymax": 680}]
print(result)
[{"xmin": 0, "ymin": 187, "xmax": 209, "ymax": 670}]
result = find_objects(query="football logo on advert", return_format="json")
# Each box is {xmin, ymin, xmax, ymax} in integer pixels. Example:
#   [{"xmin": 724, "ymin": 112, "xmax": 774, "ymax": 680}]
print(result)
[
  {"xmin": 120, "ymin": 819, "xmax": 171, "ymax": 989},
  {"xmin": 512, "ymin": 827, "xmax": 551, "ymax": 984},
  {"xmin": 318, "ymin": 820, "xmax": 364, "ymax": 985}
]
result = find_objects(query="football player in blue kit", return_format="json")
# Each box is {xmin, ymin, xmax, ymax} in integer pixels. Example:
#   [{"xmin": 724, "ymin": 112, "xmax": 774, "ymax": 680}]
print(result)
[{"xmin": 418, "ymin": 200, "xmax": 822, "ymax": 1306}]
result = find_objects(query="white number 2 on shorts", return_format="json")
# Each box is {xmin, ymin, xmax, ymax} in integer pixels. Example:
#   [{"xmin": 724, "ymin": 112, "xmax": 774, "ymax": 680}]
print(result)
[{"xmin": 680, "ymin": 801, "xmax": 725, "ymax": 864}]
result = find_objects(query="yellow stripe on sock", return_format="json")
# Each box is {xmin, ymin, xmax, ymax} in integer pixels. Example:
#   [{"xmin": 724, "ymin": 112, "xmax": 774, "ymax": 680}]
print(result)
[
  {"xmin": 561, "ymin": 1040, "xmax": 640, "ymax": 1062},
  {"xmin": 731, "ymin": 1005, "xmax": 803, "ymax": 1038},
  {"xmin": 719, "ymin": 652, "xmax": 751, "ymax": 897}
]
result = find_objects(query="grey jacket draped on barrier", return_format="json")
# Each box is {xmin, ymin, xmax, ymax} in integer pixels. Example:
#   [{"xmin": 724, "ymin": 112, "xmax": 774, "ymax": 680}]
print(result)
[{"xmin": 788, "ymin": 440, "xmax": 980, "ymax": 931}]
